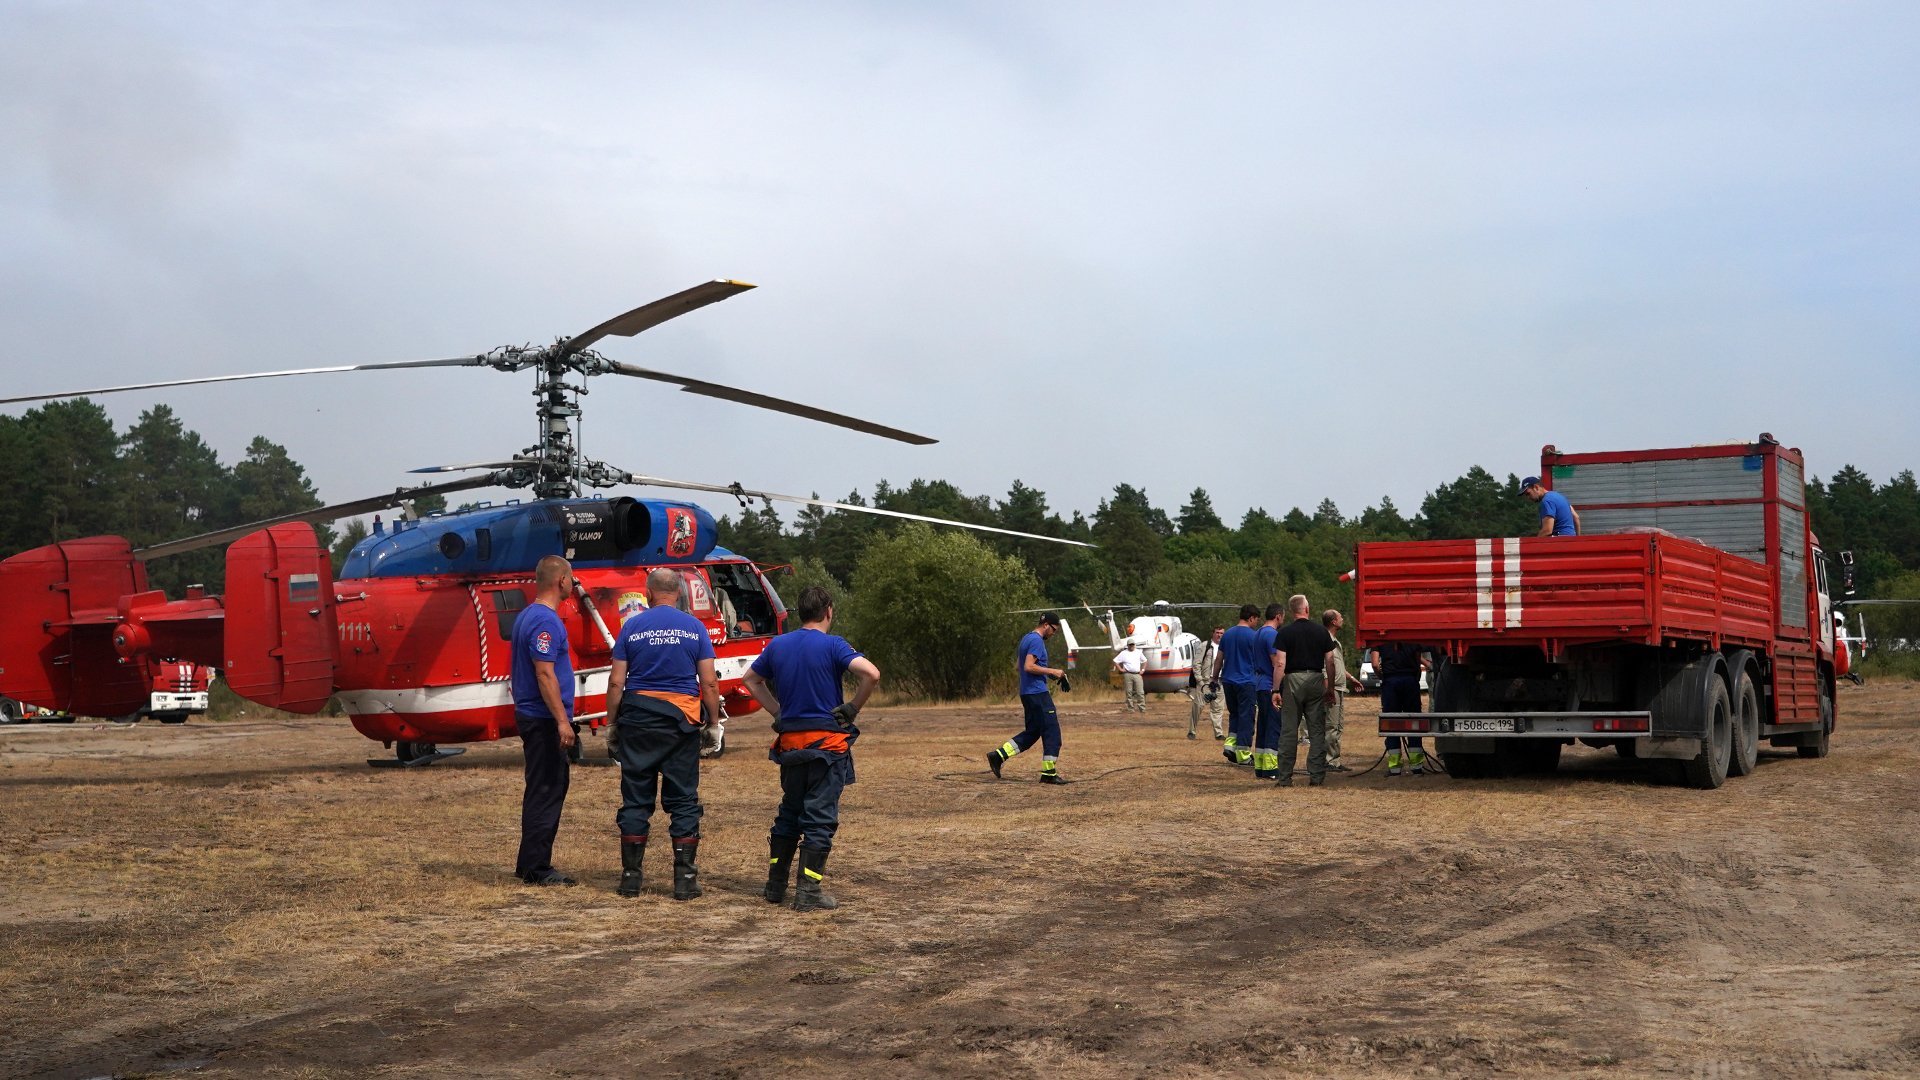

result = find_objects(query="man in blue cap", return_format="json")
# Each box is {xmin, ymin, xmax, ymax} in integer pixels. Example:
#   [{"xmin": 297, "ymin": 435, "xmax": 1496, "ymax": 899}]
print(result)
[
  {"xmin": 987, "ymin": 612, "xmax": 1070, "ymax": 784},
  {"xmin": 1523, "ymin": 476, "xmax": 1580, "ymax": 537}
]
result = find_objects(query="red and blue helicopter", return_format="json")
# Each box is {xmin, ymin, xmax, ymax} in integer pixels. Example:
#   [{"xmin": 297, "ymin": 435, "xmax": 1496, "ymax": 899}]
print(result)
[{"xmin": 0, "ymin": 281, "xmax": 1086, "ymax": 765}]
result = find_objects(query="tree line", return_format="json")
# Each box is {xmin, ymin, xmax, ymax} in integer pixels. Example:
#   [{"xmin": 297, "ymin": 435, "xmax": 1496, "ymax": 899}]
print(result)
[
  {"xmin": 723, "ymin": 464, "xmax": 1920, "ymax": 691},
  {"xmin": 0, "ymin": 400, "xmax": 332, "ymax": 597},
  {"xmin": 3, "ymin": 397, "xmax": 1917, "ymax": 691}
]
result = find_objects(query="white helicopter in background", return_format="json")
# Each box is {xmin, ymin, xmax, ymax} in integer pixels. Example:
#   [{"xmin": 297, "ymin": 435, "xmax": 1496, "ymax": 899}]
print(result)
[{"xmin": 1018, "ymin": 601, "xmax": 1237, "ymax": 694}]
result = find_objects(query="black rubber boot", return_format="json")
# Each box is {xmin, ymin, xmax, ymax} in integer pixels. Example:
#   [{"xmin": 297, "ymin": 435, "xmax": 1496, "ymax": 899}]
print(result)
[
  {"xmin": 987, "ymin": 747, "xmax": 1007, "ymax": 778},
  {"xmin": 671, "ymin": 838, "xmax": 702, "ymax": 901},
  {"xmin": 764, "ymin": 835, "xmax": 799, "ymax": 905},
  {"xmin": 618, "ymin": 835, "xmax": 647, "ymax": 897},
  {"xmin": 791, "ymin": 847, "xmax": 838, "ymax": 912}
]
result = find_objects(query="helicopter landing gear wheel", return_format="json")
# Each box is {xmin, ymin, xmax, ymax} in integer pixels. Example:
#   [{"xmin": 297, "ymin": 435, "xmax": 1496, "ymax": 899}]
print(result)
[
  {"xmin": 396, "ymin": 741, "xmax": 437, "ymax": 764},
  {"xmin": 373, "ymin": 741, "xmax": 465, "ymax": 768}
]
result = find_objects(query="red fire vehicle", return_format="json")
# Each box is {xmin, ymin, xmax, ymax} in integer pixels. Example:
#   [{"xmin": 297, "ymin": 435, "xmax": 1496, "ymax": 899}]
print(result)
[
  {"xmin": 1355, "ymin": 435, "xmax": 1835, "ymax": 788},
  {"xmin": 144, "ymin": 659, "xmax": 212, "ymax": 723}
]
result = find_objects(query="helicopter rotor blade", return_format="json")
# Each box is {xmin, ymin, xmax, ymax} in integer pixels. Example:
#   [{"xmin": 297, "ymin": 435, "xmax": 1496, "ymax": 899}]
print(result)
[
  {"xmin": 619, "ymin": 472, "xmax": 1091, "ymax": 548},
  {"xmin": 132, "ymin": 474, "xmax": 509, "ymax": 561},
  {"xmin": 564, "ymin": 279, "xmax": 758, "ymax": 355},
  {"xmin": 603, "ymin": 361, "xmax": 936, "ymax": 445},
  {"xmin": 0, "ymin": 357, "xmax": 488, "ymax": 408},
  {"xmin": 409, "ymin": 460, "xmax": 529, "ymax": 474}
]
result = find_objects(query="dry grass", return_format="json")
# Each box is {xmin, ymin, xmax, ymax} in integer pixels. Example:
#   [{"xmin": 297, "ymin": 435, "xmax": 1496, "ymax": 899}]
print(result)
[{"xmin": 2, "ymin": 684, "xmax": 1918, "ymax": 1077}]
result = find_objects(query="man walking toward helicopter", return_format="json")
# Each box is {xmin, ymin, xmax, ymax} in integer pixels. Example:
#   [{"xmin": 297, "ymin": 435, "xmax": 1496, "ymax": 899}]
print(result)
[
  {"xmin": 511, "ymin": 555, "xmax": 580, "ymax": 887},
  {"xmin": 987, "ymin": 612, "xmax": 1071, "ymax": 784},
  {"xmin": 606, "ymin": 567, "xmax": 721, "ymax": 901}
]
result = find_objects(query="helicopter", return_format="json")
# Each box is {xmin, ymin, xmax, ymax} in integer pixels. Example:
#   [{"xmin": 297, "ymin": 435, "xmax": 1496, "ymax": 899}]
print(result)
[
  {"xmin": 0, "ymin": 280, "xmax": 1089, "ymax": 766},
  {"xmin": 1013, "ymin": 600, "xmax": 1236, "ymax": 694}
]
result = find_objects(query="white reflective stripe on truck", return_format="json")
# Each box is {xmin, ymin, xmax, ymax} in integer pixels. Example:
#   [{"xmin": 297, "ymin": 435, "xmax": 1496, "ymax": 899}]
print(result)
[
  {"xmin": 1475, "ymin": 539, "xmax": 1494, "ymax": 629},
  {"xmin": 1504, "ymin": 538, "xmax": 1523, "ymax": 627}
]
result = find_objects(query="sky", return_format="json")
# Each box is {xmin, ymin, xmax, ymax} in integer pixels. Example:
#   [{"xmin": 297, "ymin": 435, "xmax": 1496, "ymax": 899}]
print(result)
[{"xmin": 2, "ymin": 1, "xmax": 1916, "ymax": 534}]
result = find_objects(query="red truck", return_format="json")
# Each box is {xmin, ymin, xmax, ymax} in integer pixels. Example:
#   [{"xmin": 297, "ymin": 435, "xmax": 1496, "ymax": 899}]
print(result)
[
  {"xmin": 1355, "ymin": 436, "xmax": 1835, "ymax": 788},
  {"xmin": 143, "ymin": 659, "xmax": 213, "ymax": 723}
]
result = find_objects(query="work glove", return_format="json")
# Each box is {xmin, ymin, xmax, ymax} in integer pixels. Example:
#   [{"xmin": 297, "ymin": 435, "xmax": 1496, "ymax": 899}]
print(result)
[
  {"xmin": 831, "ymin": 703, "xmax": 859, "ymax": 728},
  {"xmin": 1055, "ymin": 673, "xmax": 1073, "ymax": 694}
]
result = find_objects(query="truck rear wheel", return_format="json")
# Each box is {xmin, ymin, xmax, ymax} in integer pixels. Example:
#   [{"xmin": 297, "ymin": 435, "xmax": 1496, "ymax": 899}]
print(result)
[
  {"xmin": 1726, "ymin": 652, "xmax": 1760, "ymax": 778},
  {"xmin": 1680, "ymin": 678, "xmax": 1732, "ymax": 789},
  {"xmin": 1796, "ymin": 683, "xmax": 1833, "ymax": 759}
]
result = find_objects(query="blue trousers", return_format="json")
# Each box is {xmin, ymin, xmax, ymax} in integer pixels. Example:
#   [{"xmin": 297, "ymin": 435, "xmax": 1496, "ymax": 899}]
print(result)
[
  {"xmin": 1224, "ymin": 681, "xmax": 1256, "ymax": 747},
  {"xmin": 1010, "ymin": 693, "xmax": 1061, "ymax": 756},
  {"xmin": 614, "ymin": 707, "xmax": 704, "ymax": 840},
  {"xmin": 771, "ymin": 755, "xmax": 850, "ymax": 852},
  {"xmin": 1254, "ymin": 683, "xmax": 1282, "ymax": 752},
  {"xmin": 514, "ymin": 711, "xmax": 571, "ymax": 878},
  {"xmin": 1381, "ymin": 674, "xmax": 1425, "ymax": 752}
]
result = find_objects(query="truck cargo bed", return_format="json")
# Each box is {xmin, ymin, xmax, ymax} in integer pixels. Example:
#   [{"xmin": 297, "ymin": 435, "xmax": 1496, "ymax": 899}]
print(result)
[{"xmin": 1356, "ymin": 532, "xmax": 1775, "ymax": 654}]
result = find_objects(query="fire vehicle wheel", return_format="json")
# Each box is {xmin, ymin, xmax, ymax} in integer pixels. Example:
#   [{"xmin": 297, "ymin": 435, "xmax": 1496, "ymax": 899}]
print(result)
[
  {"xmin": 1680, "ymin": 677, "xmax": 1732, "ymax": 790},
  {"xmin": 1796, "ymin": 683, "xmax": 1833, "ymax": 759},
  {"xmin": 1726, "ymin": 653, "xmax": 1760, "ymax": 778},
  {"xmin": 0, "ymin": 699, "xmax": 21, "ymax": 725},
  {"xmin": 395, "ymin": 741, "xmax": 437, "ymax": 764}
]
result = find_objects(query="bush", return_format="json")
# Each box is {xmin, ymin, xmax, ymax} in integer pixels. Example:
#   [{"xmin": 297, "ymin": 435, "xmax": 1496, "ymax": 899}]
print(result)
[{"xmin": 847, "ymin": 524, "xmax": 1044, "ymax": 699}]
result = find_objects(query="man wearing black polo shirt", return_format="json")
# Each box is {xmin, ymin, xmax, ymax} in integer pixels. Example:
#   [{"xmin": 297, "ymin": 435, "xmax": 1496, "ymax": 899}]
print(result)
[{"xmin": 1269, "ymin": 594, "xmax": 1339, "ymax": 787}]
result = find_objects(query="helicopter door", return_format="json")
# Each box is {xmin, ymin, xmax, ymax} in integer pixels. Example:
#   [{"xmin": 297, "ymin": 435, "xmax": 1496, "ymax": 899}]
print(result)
[
  {"xmin": 224, "ymin": 523, "xmax": 338, "ymax": 713},
  {"xmin": 481, "ymin": 586, "xmax": 531, "ymax": 680}
]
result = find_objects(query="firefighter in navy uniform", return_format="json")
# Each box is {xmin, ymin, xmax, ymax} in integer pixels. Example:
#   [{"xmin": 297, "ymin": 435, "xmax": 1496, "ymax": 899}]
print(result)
[
  {"xmin": 741, "ymin": 585, "xmax": 881, "ymax": 912},
  {"xmin": 511, "ymin": 555, "xmax": 580, "ymax": 886},
  {"xmin": 605, "ymin": 567, "xmax": 721, "ymax": 900},
  {"xmin": 986, "ymin": 612, "xmax": 1070, "ymax": 784}
]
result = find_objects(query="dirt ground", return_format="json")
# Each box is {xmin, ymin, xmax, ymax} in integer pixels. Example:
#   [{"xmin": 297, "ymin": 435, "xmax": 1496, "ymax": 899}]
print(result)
[{"xmin": 2, "ymin": 682, "xmax": 1918, "ymax": 1079}]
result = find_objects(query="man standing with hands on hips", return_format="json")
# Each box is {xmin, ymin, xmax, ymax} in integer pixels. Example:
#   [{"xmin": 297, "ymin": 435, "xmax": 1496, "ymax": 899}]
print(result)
[
  {"xmin": 987, "ymin": 612, "xmax": 1071, "ymax": 784},
  {"xmin": 1113, "ymin": 639, "xmax": 1148, "ymax": 713},
  {"xmin": 511, "ymin": 555, "xmax": 579, "ymax": 886},
  {"xmin": 605, "ymin": 568, "xmax": 720, "ymax": 901},
  {"xmin": 741, "ymin": 586, "xmax": 881, "ymax": 912}
]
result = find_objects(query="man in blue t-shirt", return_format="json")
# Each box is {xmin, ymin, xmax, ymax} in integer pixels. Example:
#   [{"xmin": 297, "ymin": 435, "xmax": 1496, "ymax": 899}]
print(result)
[
  {"xmin": 742, "ymin": 585, "xmax": 881, "ymax": 912},
  {"xmin": 605, "ymin": 567, "xmax": 719, "ymax": 901},
  {"xmin": 987, "ymin": 612, "xmax": 1069, "ymax": 784},
  {"xmin": 1252, "ymin": 602, "xmax": 1286, "ymax": 778},
  {"xmin": 1217, "ymin": 605, "xmax": 1263, "ymax": 765},
  {"xmin": 510, "ymin": 555, "xmax": 579, "ymax": 886},
  {"xmin": 1523, "ymin": 476, "xmax": 1581, "ymax": 537}
]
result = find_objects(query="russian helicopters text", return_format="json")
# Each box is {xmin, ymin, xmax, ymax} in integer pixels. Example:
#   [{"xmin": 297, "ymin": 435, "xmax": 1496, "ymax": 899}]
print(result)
[{"xmin": 0, "ymin": 280, "xmax": 1088, "ymax": 765}]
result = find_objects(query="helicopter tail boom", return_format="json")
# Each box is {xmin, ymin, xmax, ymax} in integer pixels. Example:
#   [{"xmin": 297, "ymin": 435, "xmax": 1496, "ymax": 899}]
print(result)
[{"xmin": 0, "ymin": 524, "xmax": 339, "ymax": 718}]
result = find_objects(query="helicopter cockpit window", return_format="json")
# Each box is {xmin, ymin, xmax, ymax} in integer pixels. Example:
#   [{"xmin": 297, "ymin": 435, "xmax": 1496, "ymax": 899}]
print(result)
[
  {"xmin": 705, "ymin": 561, "xmax": 777, "ymax": 637},
  {"xmin": 490, "ymin": 588, "xmax": 528, "ymax": 639}
]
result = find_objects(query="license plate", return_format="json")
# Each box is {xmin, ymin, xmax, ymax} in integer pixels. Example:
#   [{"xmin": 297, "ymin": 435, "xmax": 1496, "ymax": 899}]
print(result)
[{"xmin": 1453, "ymin": 717, "xmax": 1515, "ymax": 733}]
